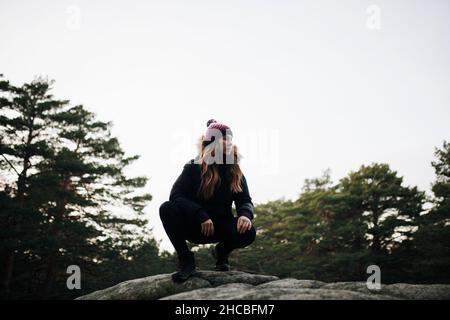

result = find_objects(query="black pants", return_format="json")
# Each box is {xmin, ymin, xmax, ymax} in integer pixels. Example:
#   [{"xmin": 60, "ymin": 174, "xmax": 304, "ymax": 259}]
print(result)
[{"xmin": 159, "ymin": 200, "xmax": 256, "ymax": 258}]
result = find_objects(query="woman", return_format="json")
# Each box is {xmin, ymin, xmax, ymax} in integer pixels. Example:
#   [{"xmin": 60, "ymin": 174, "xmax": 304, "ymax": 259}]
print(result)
[{"xmin": 159, "ymin": 119, "xmax": 256, "ymax": 283}]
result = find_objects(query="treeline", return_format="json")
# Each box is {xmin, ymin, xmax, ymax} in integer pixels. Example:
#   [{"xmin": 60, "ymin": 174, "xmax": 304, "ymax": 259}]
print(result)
[
  {"xmin": 221, "ymin": 144, "xmax": 450, "ymax": 284},
  {"xmin": 1, "ymin": 75, "xmax": 449, "ymax": 299},
  {"xmin": 0, "ymin": 75, "xmax": 171, "ymax": 299}
]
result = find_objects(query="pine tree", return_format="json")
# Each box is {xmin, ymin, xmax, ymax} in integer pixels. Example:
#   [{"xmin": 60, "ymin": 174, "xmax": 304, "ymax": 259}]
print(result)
[
  {"xmin": 34, "ymin": 104, "xmax": 152, "ymax": 297},
  {"xmin": 406, "ymin": 141, "xmax": 450, "ymax": 282},
  {"xmin": 338, "ymin": 163, "xmax": 425, "ymax": 257},
  {"xmin": 1, "ymin": 75, "xmax": 157, "ymax": 298},
  {"xmin": 0, "ymin": 75, "xmax": 68, "ymax": 298}
]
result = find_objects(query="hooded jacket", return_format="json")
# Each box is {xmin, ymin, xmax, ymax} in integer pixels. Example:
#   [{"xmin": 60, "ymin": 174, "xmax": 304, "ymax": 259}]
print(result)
[{"xmin": 169, "ymin": 156, "xmax": 254, "ymax": 224}]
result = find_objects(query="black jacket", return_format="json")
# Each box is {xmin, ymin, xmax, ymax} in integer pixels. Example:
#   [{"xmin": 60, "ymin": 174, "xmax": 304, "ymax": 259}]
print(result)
[{"xmin": 169, "ymin": 157, "xmax": 254, "ymax": 223}]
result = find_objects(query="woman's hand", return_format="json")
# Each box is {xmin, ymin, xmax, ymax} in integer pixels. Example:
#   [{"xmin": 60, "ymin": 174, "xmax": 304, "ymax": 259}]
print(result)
[
  {"xmin": 237, "ymin": 216, "xmax": 252, "ymax": 234},
  {"xmin": 201, "ymin": 219, "xmax": 214, "ymax": 237}
]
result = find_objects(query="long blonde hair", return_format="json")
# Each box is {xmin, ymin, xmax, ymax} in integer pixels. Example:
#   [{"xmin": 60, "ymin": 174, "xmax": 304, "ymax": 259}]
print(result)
[{"xmin": 195, "ymin": 136, "xmax": 243, "ymax": 200}]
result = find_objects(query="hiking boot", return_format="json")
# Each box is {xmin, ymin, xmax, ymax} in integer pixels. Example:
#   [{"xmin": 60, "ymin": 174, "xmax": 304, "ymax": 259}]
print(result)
[
  {"xmin": 211, "ymin": 244, "xmax": 230, "ymax": 271},
  {"xmin": 172, "ymin": 251, "xmax": 197, "ymax": 283}
]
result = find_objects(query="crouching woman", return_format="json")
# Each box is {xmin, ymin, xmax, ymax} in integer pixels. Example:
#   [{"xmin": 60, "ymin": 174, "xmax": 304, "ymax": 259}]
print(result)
[{"xmin": 159, "ymin": 119, "xmax": 256, "ymax": 283}]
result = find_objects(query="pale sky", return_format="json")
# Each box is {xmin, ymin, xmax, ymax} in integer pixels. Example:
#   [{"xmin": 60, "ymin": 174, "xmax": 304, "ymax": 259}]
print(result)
[{"xmin": 1, "ymin": 0, "xmax": 449, "ymax": 253}]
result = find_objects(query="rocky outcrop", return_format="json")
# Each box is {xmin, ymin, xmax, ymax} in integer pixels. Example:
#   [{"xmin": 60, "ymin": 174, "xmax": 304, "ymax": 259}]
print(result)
[{"xmin": 76, "ymin": 270, "xmax": 450, "ymax": 300}]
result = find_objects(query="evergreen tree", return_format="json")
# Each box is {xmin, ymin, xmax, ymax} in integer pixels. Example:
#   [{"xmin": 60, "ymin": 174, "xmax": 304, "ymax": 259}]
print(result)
[
  {"xmin": 1, "ymin": 75, "xmax": 160, "ymax": 299},
  {"xmin": 0, "ymin": 75, "xmax": 68, "ymax": 297},
  {"xmin": 405, "ymin": 141, "xmax": 450, "ymax": 283},
  {"xmin": 338, "ymin": 163, "xmax": 425, "ymax": 257}
]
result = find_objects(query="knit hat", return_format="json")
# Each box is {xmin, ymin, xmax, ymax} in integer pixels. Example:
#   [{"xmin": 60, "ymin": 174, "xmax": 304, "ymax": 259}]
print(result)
[{"xmin": 204, "ymin": 119, "xmax": 233, "ymax": 146}]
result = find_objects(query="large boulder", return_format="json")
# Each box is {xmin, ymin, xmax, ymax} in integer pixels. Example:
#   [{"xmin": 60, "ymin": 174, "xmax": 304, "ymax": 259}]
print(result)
[{"xmin": 76, "ymin": 270, "xmax": 450, "ymax": 300}]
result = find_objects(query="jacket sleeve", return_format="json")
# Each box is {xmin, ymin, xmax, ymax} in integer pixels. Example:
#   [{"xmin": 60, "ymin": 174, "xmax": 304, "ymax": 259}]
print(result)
[
  {"xmin": 233, "ymin": 174, "xmax": 255, "ymax": 220},
  {"xmin": 169, "ymin": 162, "xmax": 210, "ymax": 223}
]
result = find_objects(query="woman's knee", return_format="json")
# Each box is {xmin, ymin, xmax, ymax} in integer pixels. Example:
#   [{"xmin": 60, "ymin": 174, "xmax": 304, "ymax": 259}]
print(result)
[
  {"xmin": 237, "ymin": 225, "xmax": 256, "ymax": 247},
  {"xmin": 159, "ymin": 200, "xmax": 177, "ymax": 222},
  {"xmin": 246, "ymin": 225, "xmax": 256, "ymax": 244}
]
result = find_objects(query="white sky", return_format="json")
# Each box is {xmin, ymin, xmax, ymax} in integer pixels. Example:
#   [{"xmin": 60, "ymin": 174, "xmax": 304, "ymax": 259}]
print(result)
[{"xmin": 1, "ymin": 0, "xmax": 449, "ymax": 254}]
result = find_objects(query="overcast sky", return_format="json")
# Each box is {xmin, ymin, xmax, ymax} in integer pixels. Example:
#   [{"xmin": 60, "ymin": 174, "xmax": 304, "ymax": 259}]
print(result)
[{"xmin": 1, "ymin": 0, "xmax": 449, "ymax": 253}]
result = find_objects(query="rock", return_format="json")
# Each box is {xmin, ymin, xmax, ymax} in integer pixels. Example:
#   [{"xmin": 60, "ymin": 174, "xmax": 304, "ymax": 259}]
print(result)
[
  {"xmin": 256, "ymin": 278, "xmax": 326, "ymax": 289},
  {"xmin": 321, "ymin": 282, "xmax": 450, "ymax": 300},
  {"xmin": 76, "ymin": 270, "xmax": 450, "ymax": 300},
  {"xmin": 161, "ymin": 283, "xmax": 255, "ymax": 300},
  {"xmin": 161, "ymin": 286, "xmax": 396, "ymax": 300},
  {"xmin": 381, "ymin": 283, "xmax": 450, "ymax": 300},
  {"xmin": 321, "ymin": 282, "xmax": 375, "ymax": 294},
  {"xmin": 76, "ymin": 273, "xmax": 211, "ymax": 300},
  {"xmin": 192, "ymin": 270, "xmax": 279, "ymax": 286}
]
